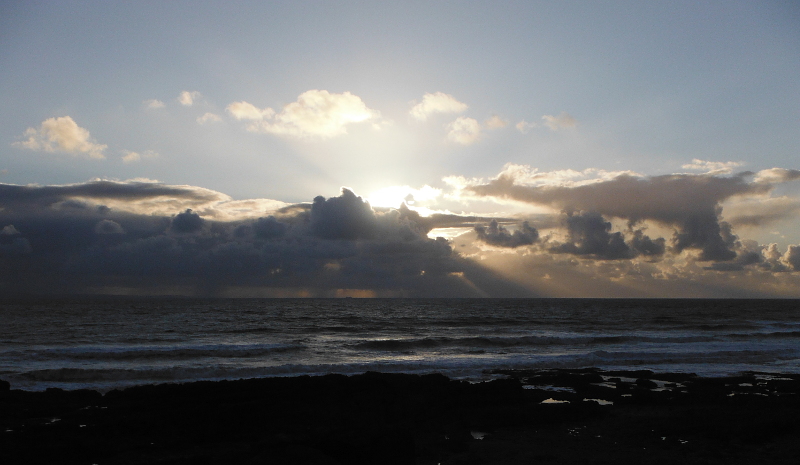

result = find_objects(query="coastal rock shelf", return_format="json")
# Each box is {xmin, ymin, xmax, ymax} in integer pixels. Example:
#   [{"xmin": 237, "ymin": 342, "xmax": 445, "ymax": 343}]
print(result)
[{"xmin": 1, "ymin": 369, "xmax": 799, "ymax": 464}]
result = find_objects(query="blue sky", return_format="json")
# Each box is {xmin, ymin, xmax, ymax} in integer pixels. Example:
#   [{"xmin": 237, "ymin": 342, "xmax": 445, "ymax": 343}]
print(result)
[{"xmin": 2, "ymin": 1, "xmax": 800, "ymax": 297}]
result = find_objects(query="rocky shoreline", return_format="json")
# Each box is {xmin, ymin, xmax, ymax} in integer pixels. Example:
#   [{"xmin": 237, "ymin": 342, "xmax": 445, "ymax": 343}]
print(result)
[{"xmin": 2, "ymin": 369, "xmax": 799, "ymax": 464}]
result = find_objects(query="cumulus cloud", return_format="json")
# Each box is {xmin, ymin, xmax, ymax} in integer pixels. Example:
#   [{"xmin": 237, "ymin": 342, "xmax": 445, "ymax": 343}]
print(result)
[
  {"xmin": 682, "ymin": 159, "xmax": 744, "ymax": 175},
  {"xmin": 541, "ymin": 112, "xmax": 576, "ymax": 131},
  {"xmin": 410, "ymin": 92, "xmax": 468, "ymax": 121},
  {"xmin": 178, "ymin": 91, "xmax": 201, "ymax": 106},
  {"xmin": 197, "ymin": 112, "xmax": 222, "ymax": 124},
  {"xmin": 3, "ymin": 177, "xmax": 800, "ymax": 297},
  {"xmin": 310, "ymin": 188, "xmax": 380, "ymax": 240},
  {"xmin": 550, "ymin": 211, "xmax": 633, "ymax": 260},
  {"xmin": 464, "ymin": 164, "xmax": 777, "ymax": 261},
  {"xmin": 143, "ymin": 99, "xmax": 165, "ymax": 109},
  {"xmin": 484, "ymin": 115, "xmax": 508, "ymax": 129},
  {"xmin": 475, "ymin": 220, "xmax": 538, "ymax": 248},
  {"xmin": 121, "ymin": 150, "xmax": 158, "ymax": 164},
  {"xmin": 170, "ymin": 209, "xmax": 205, "ymax": 233},
  {"xmin": 0, "ymin": 182, "xmax": 478, "ymax": 297},
  {"xmin": 515, "ymin": 120, "xmax": 537, "ymax": 133},
  {"xmin": 784, "ymin": 245, "xmax": 800, "ymax": 271},
  {"xmin": 13, "ymin": 116, "xmax": 107, "ymax": 159},
  {"xmin": 447, "ymin": 117, "xmax": 481, "ymax": 145},
  {"xmin": 244, "ymin": 90, "xmax": 379, "ymax": 138},
  {"xmin": 226, "ymin": 101, "xmax": 275, "ymax": 120}
]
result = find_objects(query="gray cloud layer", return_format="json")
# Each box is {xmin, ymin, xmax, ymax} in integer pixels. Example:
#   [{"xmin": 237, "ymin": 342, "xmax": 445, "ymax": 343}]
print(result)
[
  {"xmin": 468, "ymin": 172, "xmax": 772, "ymax": 262},
  {"xmin": 3, "ymin": 173, "xmax": 800, "ymax": 298},
  {"xmin": 0, "ymin": 182, "xmax": 527, "ymax": 297}
]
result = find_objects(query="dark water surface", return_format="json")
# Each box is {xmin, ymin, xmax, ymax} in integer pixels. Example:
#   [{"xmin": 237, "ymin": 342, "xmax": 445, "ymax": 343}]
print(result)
[{"xmin": 1, "ymin": 298, "xmax": 799, "ymax": 391}]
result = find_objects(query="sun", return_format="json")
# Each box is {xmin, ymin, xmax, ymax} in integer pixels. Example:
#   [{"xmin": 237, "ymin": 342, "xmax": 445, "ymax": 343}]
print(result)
[{"xmin": 366, "ymin": 185, "xmax": 441, "ymax": 209}]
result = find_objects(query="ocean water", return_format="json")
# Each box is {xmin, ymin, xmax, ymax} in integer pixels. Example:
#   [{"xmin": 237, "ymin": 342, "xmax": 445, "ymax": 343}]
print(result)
[{"xmin": 1, "ymin": 298, "xmax": 799, "ymax": 391}]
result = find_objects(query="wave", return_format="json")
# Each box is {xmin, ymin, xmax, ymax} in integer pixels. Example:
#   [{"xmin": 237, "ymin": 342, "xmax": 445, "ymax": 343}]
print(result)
[
  {"xmin": 350, "ymin": 334, "xmax": 728, "ymax": 351},
  {"xmin": 13, "ymin": 346, "xmax": 800, "ymax": 392},
  {"xmin": 8, "ymin": 342, "xmax": 306, "ymax": 362}
]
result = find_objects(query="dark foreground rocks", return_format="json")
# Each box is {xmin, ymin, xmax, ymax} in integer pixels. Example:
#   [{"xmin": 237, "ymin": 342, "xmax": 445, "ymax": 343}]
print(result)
[{"xmin": 1, "ymin": 369, "xmax": 799, "ymax": 464}]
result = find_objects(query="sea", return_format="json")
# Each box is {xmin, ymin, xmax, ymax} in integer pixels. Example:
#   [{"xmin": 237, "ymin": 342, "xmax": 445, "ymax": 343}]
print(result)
[{"xmin": 1, "ymin": 298, "xmax": 800, "ymax": 392}]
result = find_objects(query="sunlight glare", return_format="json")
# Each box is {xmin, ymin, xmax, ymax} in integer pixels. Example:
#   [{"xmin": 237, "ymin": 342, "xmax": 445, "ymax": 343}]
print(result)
[{"xmin": 367, "ymin": 185, "xmax": 441, "ymax": 209}]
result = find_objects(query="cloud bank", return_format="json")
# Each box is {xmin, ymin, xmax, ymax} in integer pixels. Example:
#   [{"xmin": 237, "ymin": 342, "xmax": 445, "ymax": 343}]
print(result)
[
  {"xmin": 0, "ymin": 181, "xmax": 508, "ymax": 297},
  {"xmin": 2, "ymin": 161, "xmax": 800, "ymax": 298}
]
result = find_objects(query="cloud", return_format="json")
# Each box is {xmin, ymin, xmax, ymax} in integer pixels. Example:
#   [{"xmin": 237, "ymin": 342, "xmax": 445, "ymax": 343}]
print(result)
[
  {"xmin": 121, "ymin": 150, "xmax": 158, "ymax": 164},
  {"xmin": 13, "ymin": 116, "xmax": 107, "ymax": 159},
  {"xmin": 447, "ymin": 117, "xmax": 481, "ymax": 145},
  {"xmin": 244, "ymin": 90, "xmax": 379, "ymax": 138},
  {"xmin": 475, "ymin": 220, "xmax": 538, "ymax": 248},
  {"xmin": 178, "ymin": 91, "xmax": 201, "ymax": 106},
  {"xmin": 753, "ymin": 168, "xmax": 800, "ymax": 184},
  {"xmin": 2, "ymin": 177, "xmax": 800, "ymax": 298},
  {"xmin": 0, "ymin": 182, "xmax": 476, "ymax": 297},
  {"xmin": 94, "ymin": 219, "xmax": 125, "ymax": 235},
  {"xmin": 0, "ymin": 179, "xmax": 236, "ymax": 219},
  {"xmin": 143, "ymin": 99, "xmax": 165, "ymax": 109},
  {"xmin": 783, "ymin": 245, "xmax": 800, "ymax": 271},
  {"xmin": 515, "ymin": 120, "xmax": 537, "ymax": 133},
  {"xmin": 541, "ymin": 112, "xmax": 576, "ymax": 131},
  {"xmin": 226, "ymin": 101, "xmax": 275, "ymax": 120},
  {"xmin": 682, "ymin": 159, "xmax": 744, "ymax": 175},
  {"xmin": 170, "ymin": 209, "xmax": 205, "ymax": 233},
  {"xmin": 549, "ymin": 211, "xmax": 633, "ymax": 260},
  {"xmin": 310, "ymin": 188, "xmax": 380, "ymax": 240},
  {"xmin": 484, "ymin": 115, "xmax": 508, "ymax": 129},
  {"xmin": 197, "ymin": 112, "xmax": 222, "ymax": 124},
  {"xmin": 724, "ymin": 196, "xmax": 800, "ymax": 227},
  {"xmin": 464, "ymin": 164, "xmax": 775, "ymax": 261},
  {"xmin": 410, "ymin": 92, "xmax": 468, "ymax": 121}
]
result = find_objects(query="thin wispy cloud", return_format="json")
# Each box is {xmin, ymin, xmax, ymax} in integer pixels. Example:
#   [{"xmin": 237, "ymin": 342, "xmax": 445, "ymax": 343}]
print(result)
[
  {"xmin": 541, "ymin": 112, "xmax": 576, "ymax": 131},
  {"xmin": 515, "ymin": 120, "xmax": 537, "ymax": 133},
  {"xmin": 197, "ymin": 112, "xmax": 222, "ymax": 124},
  {"xmin": 447, "ymin": 117, "xmax": 481, "ymax": 145},
  {"xmin": 484, "ymin": 115, "xmax": 508, "ymax": 129},
  {"xmin": 178, "ymin": 91, "xmax": 201, "ymax": 106},
  {"xmin": 682, "ymin": 159, "xmax": 744, "ymax": 175},
  {"xmin": 143, "ymin": 99, "xmax": 165, "ymax": 109},
  {"xmin": 121, "ymin": 150, "xmax": 159, "ymax": 164}
]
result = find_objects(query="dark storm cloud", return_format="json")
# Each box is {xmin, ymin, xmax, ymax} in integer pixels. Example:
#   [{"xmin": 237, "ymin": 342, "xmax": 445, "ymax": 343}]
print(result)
[
  {"xmin": 0, "ymin": 180, "xmax": 224, "ymax": 212},
  {"xmin": 0, "ymin": 183, "xmax": 479, "ymax": 297},
  {"xmin": 310, "ymin": 189, "xmax": 379, "ymax": 240},
  {"xmin": 629, "ymin": 229, "xmax": 666, "ymax": 257},
  {"xmin": 170, "ymin": 209, "xmax": 204, "ymax": 233},
  {"xmin": 94, "ymin": 219, "xmax": 125, "ymax": 235},
  {"xmin": 468, "ymin": 171, "xmax": 772, "ymax": 261},
  {"xmin": 549, "ymin": 211, "xmax": 632, "ymax": 260},
  {"xmin": 475, "ymin": 220, "xmax": 538, "ymax": 248}
]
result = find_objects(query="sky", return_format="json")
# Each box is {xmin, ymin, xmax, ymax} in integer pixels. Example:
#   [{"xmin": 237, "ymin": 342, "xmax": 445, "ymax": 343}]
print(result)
[{"xmin": 1, "ymin": 0, "xmax": 800, "ymax": 297}]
